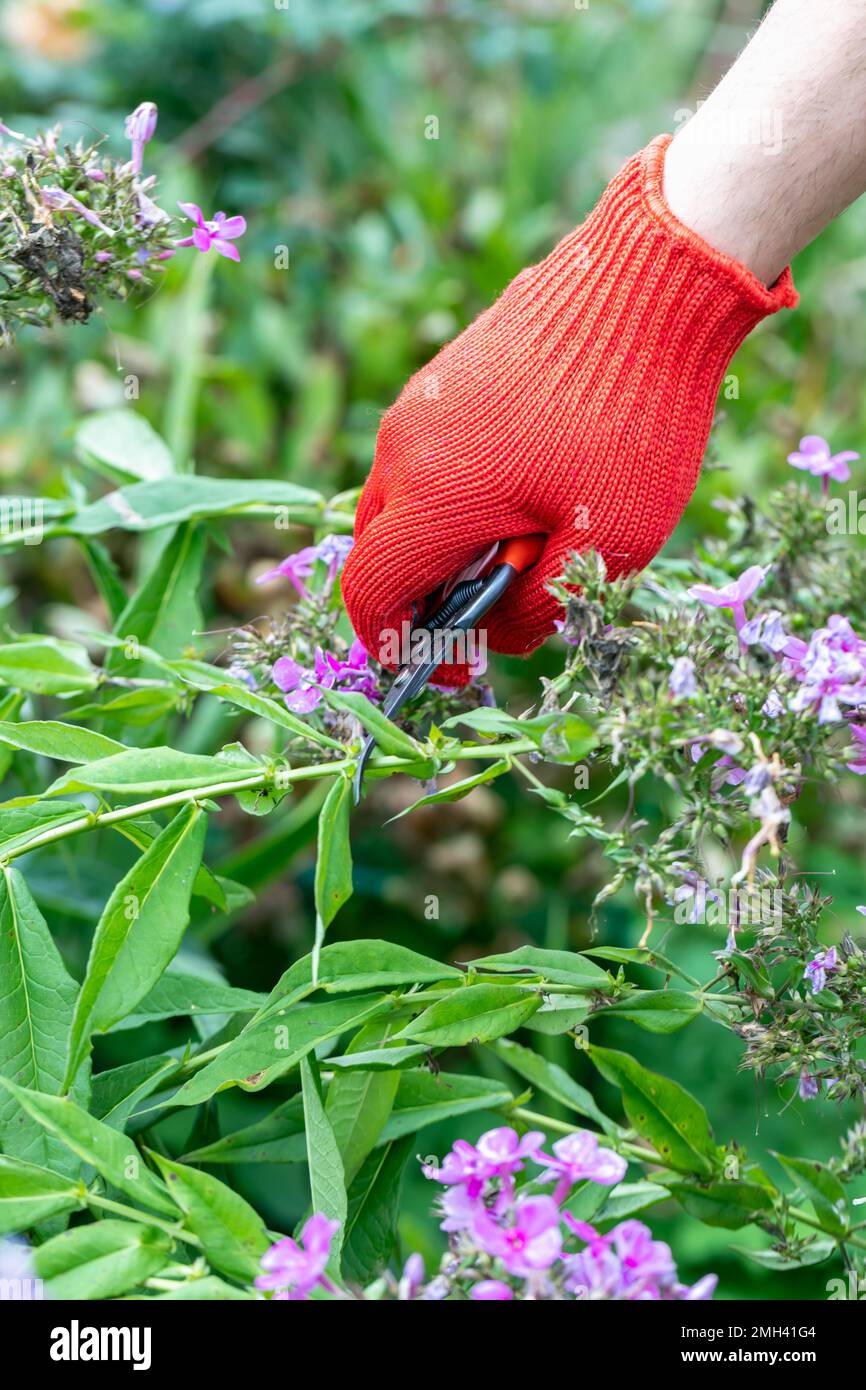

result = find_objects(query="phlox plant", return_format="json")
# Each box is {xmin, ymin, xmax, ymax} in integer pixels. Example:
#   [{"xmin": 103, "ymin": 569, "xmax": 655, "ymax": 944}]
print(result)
[
  {"xmin": 0, "ymin": 102, "xmax": 244, "ymax": 344},
  {"xmin": 0, "ymin": 406, "xmax": 864, "ymax": 1301}
]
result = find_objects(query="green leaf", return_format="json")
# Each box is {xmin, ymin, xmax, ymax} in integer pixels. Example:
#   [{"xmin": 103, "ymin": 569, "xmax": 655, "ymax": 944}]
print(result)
[
  {"xmin": 170, "ymin": 995, "xmax": 392, "ymax": 1107},
  {"xmin": 0, "ymin": 1155, "xmax": 83, "ymax": 1233},
  {"xmin": 0, "ymin": 719, "xmax": 125, "ymax": 764},
  {"xmin": 472, "ymin": 945, "xmax": 614, "ymax": 992},
  {"xmin": 665, "ymin": 1176, "xmax": 776, "ymax": 1230},
  {"xmin": 301, "ymin": 1054, "xmax": 347, "ymax": 1262},
  {"xmin": 0, "ymin": 638, "xmax": 97, "ymax": 695},
  {"xmin": 327, "ymin": 1044, "xmax": 429, "ymax": 1072},
  {"xmin": 488, "ymin": 1037, "xmax": 615, "ymax": 1133},
  {"xmin": 442, "ymin": 707, "xmax": 595, "ymax": 760},
  {"xmin": 0, "ymin": 802, "xmax": 90, "ymax": 858},
  {"xmin": 598, "ymin": 989, "xmax": 702, "ymax": 1034},
  {"xmin": 33, "ymin": 1219, "xmax": 171, "ymax": 1300},
  {"xmin": 773, "ymin": 1152, "xmax": 849, "ymax": 1237},
  {"xmin": 342, "ymin": 1136, "xmax": 414, "ymax": 1285},
  {"xmin": 313, "ymin": 775, "xmax": 353, "ymax": 970},
  {"xmin": 379, "ymin": 1070, "xmax": 515, "ymax": 1142},
  {"xmin": 90, "ymin": 1055, "xmax": 181, "ymax": 1131},
  {"xmin": 400, "ymin": 984, "xmax": 542, "ymax": 1047},
  {"xmin": 148, "ymin": 1276, "xmax": 255, "ymax": 1300},
  {"xmin": 65, "ymin": 803, "xmax": 207, "ymax": 1083},
  {"xmin": 182, "ymin": 1096, "xmax": 307, "ymax": 1165},
  {"xmin": 174, "ymin": 672, "xmax": 343, "ymax": 751},
  {"xmin": 734, "ymin": 1239, "xmax": 836, "ymax": 1272},
  {"xmin": 150, "ymin": 1154, "xmax": 270, "ymax": 1282},
  {"xmin": 388, "ymin": 760, "xmax": 511, "ymax": 818},
  {"xmin": 316, "ymin": 686, "xmax": 421, "ymax": 759},
  {"xmin": 0, "ymin": 866, "xmax": 82, "ymax": 1173},
  {"xmin": 186, "ymin": 1071, "xmax": 516, "ymax": 1164},
  {"xmin": 47, "ymin": 745, "xmax": 260, "ymax": 797},
  {"xmin": 65, "ymin": 477, "xmax": 324, "ymax": 535},
  {"xmin": 108, "ymin": 522, "xmax": 205, "ymax": 671},
  {"xmin": 75, "ymin": 409, "xmax": 175, "ymax": 485},
  {"xmin": 0, "ymin": 1081, "xmax": 175, "ymax": 1215},
  {"xmin": 110, "ymin": 973, "xmax": 266, "ymax": 1031},
  {"xmin": 257, "ymin": 939, "xmax": 461, "ymax": 1016},
  {"xmin": 325, "ymin": 1019, "xmax": 400, "ymax": 1184},
  {"xmin": 594, "ymin": 1180, "xmax": 672, "ymax": 1225},
  {"xmin": 588, "ymin": 1045, "xmax": 719, "ymax": 1177}
]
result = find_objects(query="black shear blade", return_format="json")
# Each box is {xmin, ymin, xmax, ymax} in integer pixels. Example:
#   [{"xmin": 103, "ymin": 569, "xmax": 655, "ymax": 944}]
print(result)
[{"xmin": 352, "ymin": 559, "xmax": 518, "ymax": 804}]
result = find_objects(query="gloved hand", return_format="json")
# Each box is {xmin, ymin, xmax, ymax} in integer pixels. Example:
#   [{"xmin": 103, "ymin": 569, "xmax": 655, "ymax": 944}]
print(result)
[{"xmin": 342, "ymin": 135, "xmax": 797, "ymax": 685}]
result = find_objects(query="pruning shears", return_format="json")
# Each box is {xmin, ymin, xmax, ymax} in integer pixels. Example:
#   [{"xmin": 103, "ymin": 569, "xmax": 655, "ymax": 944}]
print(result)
[{"xmin": 353, "ymin": 533, "xmax": 546, "ymax": 803}]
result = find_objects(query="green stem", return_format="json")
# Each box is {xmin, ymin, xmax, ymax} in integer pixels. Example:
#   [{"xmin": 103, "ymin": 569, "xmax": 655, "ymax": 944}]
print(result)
[
  {"xmin": 1, "ymin": 738, "xmax": 536, "ymax": 867},
  {"xmin": 87, "ymin": 1192, "xmax": 202, "ymax": 1246}
]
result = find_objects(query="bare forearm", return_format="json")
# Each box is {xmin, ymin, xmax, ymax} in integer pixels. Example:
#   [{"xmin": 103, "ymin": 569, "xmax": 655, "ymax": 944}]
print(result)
[{"xmin": 663, "ymin": 0, "xmax": 866, "ymax": 285}]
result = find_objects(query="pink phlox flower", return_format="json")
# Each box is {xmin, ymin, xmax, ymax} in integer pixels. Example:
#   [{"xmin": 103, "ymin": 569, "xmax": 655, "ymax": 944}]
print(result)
[
  {"xmin": 272, "ymin": 638, "xmax": 376, "ymax": 714},
  {"xmin": 255, "ymin": 1213, "xmax": 339, "ymax": 1299},
  {"xmin": 472, "ymin": 1195, "xmax": 562, "ymax": 1278},
  {"xmin": 176, "ymin": 202, "xmax": 247, "ymax": 261},
  {"xmin": 687, "ymin": 565, "xmax": 768, "ymax": 633},
  {"xmin": 534, "ymin": 1130, "xmax": 627, "ymax": 1204},
  {"xmin": 787, "ymin": 434, "xmax": 858, "ymax": 483},
  {"xmin": 424, "ymin": 1126, "xmax": 544, "ymax": 1199},
  {"xmin": 786, "ymin": 615, "xmax": 866, "ymax": 724},
  {"xmin": 257, "ymin": 534, "xmax": 354, "ymax": 596},
  {"xmin": 804, "ymin": 945, "xmax": 837, "ymax": 995}
]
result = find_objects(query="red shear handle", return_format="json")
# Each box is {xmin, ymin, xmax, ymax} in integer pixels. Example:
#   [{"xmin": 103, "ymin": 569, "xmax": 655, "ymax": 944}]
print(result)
[{"xmin": 498, "ymin": 533, "xmax": 547, "ymax": 574}]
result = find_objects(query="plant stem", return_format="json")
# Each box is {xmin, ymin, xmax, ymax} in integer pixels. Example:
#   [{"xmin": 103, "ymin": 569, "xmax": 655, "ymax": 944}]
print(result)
[{"xmin": 86, "ymin": 1192, "xmax": 201, "ymax": 1246}]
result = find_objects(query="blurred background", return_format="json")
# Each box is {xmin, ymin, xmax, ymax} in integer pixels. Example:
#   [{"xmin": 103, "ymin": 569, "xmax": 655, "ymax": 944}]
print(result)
[{"xmin": 1, "ymin": 0, "xmax": 865, "ymax": 1298}]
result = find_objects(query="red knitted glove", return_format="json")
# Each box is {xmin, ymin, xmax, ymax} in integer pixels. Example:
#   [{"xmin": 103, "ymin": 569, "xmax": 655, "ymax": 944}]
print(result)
[{"xmin": 342, "ymin": 135, "xmax": 797, "ymax": 685}]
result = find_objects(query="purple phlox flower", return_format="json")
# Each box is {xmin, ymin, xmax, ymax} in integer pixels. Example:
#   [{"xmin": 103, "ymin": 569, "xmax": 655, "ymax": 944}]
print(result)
[
  {"xmin": 673, "ymin": 878, "xmax": 725, "ymax": 925},
  {"xmin": 471, "ymin": 1280, "xmax": 514, "ymax": 1300},
  {"xmin": 563, "ymin": 1217, "xmax": 714, "ymax": 1301},
  {"xmin": 136, "ymin": 187, "xmax": 168, "ymax": 226},
  {"xmin": 669, "ymin": 655, "xmax": 697, "ymax": 699},
  {"xmin": 257, "ymin": 534, "xmax": 354, "ymax": 596},
  {"xmin": 856, "ymin": 906, "xmax": 866, "ymax": 918},
  {"xmin": 423, "ymin": 1126, "xmax": 544, "ymax": 1199},
  {"xmin": 553, "ymin": 617, "xmax": 580, "ymax": 647},
  {"xmin": 94, "ymin": 250, "xmax": 113, "ymax": 264},
  {"xmin": 255, "ymin": 1213, "xmax": 339, "ymax": 1299},
  {"xmin": 787, "ymin": 434, "xmax": 858, "ymax": 487},
  {"xmin": 40, "ymin": 186, "xmax": 114, "ymax": 235},
  {"xmin": 438, "ymin": 1182, "xmax": 483, "ymax": 1234},
  {"xmin": 804, "ymin": 945, "xmax": 838, "ymax": 995},
  {"xmin": 227, "ymin": 662, "xmax": 257, "ymax": 691},
  {"xmin": 761, "ymin": 689, "xmax": 784, "ymax": 719},
  {"xmin": 125, "ymin": 101, "xmax": 158, "ymax": 174},
  {"xmin": 798, "ymin": 1070, "xmax": 820, "ymax": 1102},
  {"xmin": 176, "ymin": 202, "xmax": 247, "ymax": 261},
  {"xmin": 739, "ymin": 608, "xmax": 799, "ymax": 656},
  {"xmin": 687, "ymin": 565, "xmax": 768, "ymax": 635},
  {"xmin": 272, "ymin": 639, "xmax": 376, "ymax": 715},
  {"xmin": 472, "ymin": 1195, "xmax": 562, "ymax": 1278},
  {"xmin": 786, "ymin": 615, "xmax": 866, "ymax": 724},
  {"xmin": 534, "ymin": 1130, "xmax": 627, "ymax": 1205},
  {"xmin": 689, "ymin": 741, "xmax": 746, "ymax": 788},
  {"xmin": 846, "ymin": 723, "xmax": 866, "ymax": 774},
  {"xmin": 398, "ymin": 1253, "xmax": 425, "ymax": 1300},
  {"xmin": 742, "ymin": 762, "xmax": 772, "ymax": 796}
]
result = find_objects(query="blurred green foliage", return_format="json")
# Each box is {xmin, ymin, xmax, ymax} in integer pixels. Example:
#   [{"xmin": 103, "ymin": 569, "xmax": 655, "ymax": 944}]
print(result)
[{"xmin": 2, "ymin": 0, "xmax": 865, "ymax": 1298}]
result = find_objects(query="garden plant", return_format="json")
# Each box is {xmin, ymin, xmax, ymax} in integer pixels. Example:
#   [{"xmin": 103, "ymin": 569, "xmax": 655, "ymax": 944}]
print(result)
[{"xmin": 1, "ymin": 0, "xmax": 865, "ymax": 1319}]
